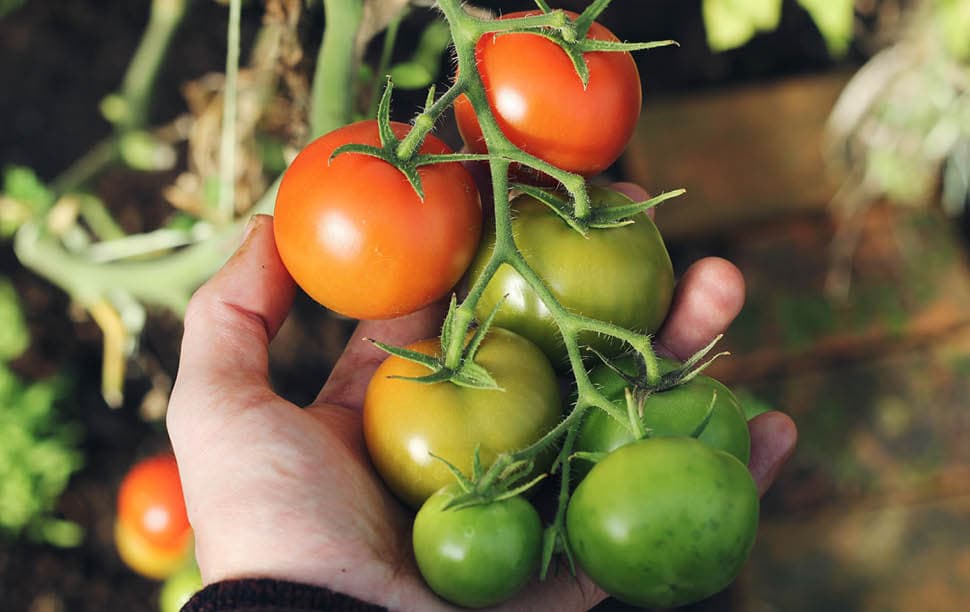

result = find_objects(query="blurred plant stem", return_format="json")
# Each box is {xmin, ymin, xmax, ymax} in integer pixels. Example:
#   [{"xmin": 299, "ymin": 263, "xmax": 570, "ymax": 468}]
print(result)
[{"xmin": 312, "ymin": 0, "xmax": 364, "ymax": 139}]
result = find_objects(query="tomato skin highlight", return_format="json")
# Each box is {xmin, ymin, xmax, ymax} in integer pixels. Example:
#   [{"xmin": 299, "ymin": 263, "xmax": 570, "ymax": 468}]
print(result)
[
  {"xmin": 117, "ymin": 454, "xmax": 191, "ymax": 553},
  {"xmin": 576, "ymin": 357, "xmax": 751, "ymax": 473},
  {"xmin": 466, "ymin": 186, "xmax": 674, "ymax": 368},
  {"xmin": 273, "ymin": 120, "xmax": 482, "ymax": 320},
  {"xmin": 454, "ymin": 11, "xmax": 642, "ymax": 179},
  {"xmin": 363, "ymin": 328, "xmax": 562, "ymax": 508},
  {"xmin": 413, "ymin": 486, "xmax": 542, "ymax": 609},
  {"xmin": 566, "ymin": 437, "xmax": 759, "ymax": 609}
]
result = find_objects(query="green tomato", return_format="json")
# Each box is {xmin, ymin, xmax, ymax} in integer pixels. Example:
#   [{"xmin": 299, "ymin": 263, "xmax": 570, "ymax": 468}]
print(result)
[
  {"xmin": 465, "ymin": 186, "xmax": 674, "ymax": 368},
  {"xmin": 159, "ymin": 562, "xmax": 202, "ymax": 612},
  {"xmin": 566, "ymin": 437, "xmax": 759, "ymax": 608},
  {"xmin": 575, "ymin": 357, "xmax": 750, "ymax": 475},
  {"xmin": 413, "ymin": 486, "xmax": 542, "ymax": 608}
]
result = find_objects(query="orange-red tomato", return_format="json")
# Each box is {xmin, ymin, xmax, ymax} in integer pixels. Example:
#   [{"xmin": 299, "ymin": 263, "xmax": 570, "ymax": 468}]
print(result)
[
  {"xmin": 117, "ymin": 454, "xmax": 190, "ymax": 553},
  {"xmin": 273, "ymin": 120, "xmax": 482, "ymax": 320},
  {"xmin": 454, "ymin": 11, "xmax": 642, "ymax": 180}
]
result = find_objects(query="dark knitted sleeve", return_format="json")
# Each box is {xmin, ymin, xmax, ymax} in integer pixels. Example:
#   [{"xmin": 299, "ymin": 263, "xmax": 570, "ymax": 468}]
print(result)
[{"xmin": 181, "ymin": 578, "xmax": 387, "ymax": 612}]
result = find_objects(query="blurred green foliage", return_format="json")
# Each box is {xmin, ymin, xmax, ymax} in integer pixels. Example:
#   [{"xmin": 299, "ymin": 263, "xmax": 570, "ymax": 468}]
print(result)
[
  {"xmin": 1, "ymin": 166, "xmax": 53, "ymax": 238},
  {"xmin": 0, "ymin": 366, "xmax": 84, "ymax": 547},
  {"xmin": 0, "ymin": 248, "xmax": 84, "ymax": 548},
  {"xmin": 702, "ymin": 0, "xmax": 854, "ymax": 56}
]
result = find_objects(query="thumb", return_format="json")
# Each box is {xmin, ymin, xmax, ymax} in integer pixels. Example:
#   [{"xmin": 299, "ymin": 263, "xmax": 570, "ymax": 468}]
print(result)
[{"xmin": 168, "ymin": 215, "xmax": 295, "ymax": 434}]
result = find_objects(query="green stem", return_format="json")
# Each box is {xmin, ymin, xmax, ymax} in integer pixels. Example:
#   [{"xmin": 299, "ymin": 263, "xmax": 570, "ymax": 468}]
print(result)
[
  {"xmin": 217, "ymin": 0, "xmax": 242, "ymax": 224},
  {"xmin": 15, "ymin": 178, "xmax": 278, "ymax": 315},
  {"xmin": 312, "ymin": 0, "xmax": 365, "ymax": 139},
  {"xmin": 395, "ymin": 79, "xmax": 467, "ymax": 160},
  {"xmin": 116, "ymin": 0, "xmax": 192, "ymax": 131}
]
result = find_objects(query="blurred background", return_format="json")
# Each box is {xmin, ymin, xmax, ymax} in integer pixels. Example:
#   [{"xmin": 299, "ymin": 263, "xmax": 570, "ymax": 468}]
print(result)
[{"xmin": 0, "ymin": 0, "xmax": 968, "ymax": 610}]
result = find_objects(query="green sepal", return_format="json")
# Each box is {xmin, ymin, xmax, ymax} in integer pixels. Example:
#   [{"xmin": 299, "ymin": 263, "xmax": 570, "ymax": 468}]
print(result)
[
  {"xmin": 570, "ymin": 450, "xmax": 608, "ymax": 465},
  {"xmin": 449, "ymin": 360, "xmax": 501, "ymax": 390},
  {"xmin": 577, "ymin": 38, "xmax": 679, "ymax": 54},
  {"xmin": 329, "ymin": 143, "xmax": 389, "ymax": 165},
  {"xmin": 587, "ymin": 189, "xmax": 686, "ymax": 228},
  {"xmin": 511, "ymin": 183, "xmax": 588, "ymax": 236},
  {"xmin": 439, "ymin": 294, "xmax": 459, "ymax": 357},
  {"xmin": 463, "ymin": 293, "xmax": 506, "ymax": 367},
  {"xmin": 376, "ymin": 76, "xmax": 398, "ymax": 149},
  {"xmin": 398, "ymin": 162, "xmax": 425, "ymax": 201},
  {"xmin": 689, "ymin": 391, "xmax": 719, "ymax": 438},
  {"xmin": 540, "ymin": 525, "xmax": 576, "ymax": 580},
  {"xmin": 366, "ymin": 338, "xmax": 439, "ymax": 371},
  {"xmin": 533, "ymin": 0, "xmax": 552, "ymax": 13},
  {"xmin": 429, "ymin": 451, "xmax": 475, "ymax": 494},
  {"xmin": 657, "ymin": 333, "xmax": 728, "ymax": 391}
]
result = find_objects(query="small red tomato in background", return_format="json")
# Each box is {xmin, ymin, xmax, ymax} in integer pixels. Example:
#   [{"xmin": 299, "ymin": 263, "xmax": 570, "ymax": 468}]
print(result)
[
  {"xmin": 454, "ymin": 11, "xmax": 642, "ymax": 180},
  {"xmin": 115, "ymin": 454, "xmax": 192, "ymax": 579},
  {"xmin": 273, "ymin": 120, "xmax": 482, "ymax": 320}
]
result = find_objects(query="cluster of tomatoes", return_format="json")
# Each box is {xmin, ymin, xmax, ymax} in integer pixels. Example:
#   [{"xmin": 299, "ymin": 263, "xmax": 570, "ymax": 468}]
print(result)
[
  {"xmin": 274, "ymin": 8, "xmax": 759, "ymax": 610},
  {"xmin": 115, "ymin": 454, "xmax": 201, "ymax": 612}
]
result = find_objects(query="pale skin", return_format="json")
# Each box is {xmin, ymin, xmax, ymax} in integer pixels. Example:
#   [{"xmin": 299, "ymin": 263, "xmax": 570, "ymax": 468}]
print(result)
[{"xmin": 167, "ymin": 183, "xmax": 797, "ymax": 611}]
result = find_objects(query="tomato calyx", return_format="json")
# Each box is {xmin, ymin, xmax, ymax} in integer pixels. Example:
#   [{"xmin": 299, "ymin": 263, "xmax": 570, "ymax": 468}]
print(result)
[
  {"xmin": 494, "ymin": 2, "xmax": 678, "ymax": 89},
  {"xmin": 512, "ymin": 183, "xmax": 686, "ymax": 235},
  {"xmin": 328, "ymin": 78, "xmax": 489, "ymax": 201},
  {"xmin": 368, "ymin": 296, "xmax": 508, "ymax": 390},
  {"xmin": 432, "ymin": 446, "xmax": 546, "ymax": 512}
]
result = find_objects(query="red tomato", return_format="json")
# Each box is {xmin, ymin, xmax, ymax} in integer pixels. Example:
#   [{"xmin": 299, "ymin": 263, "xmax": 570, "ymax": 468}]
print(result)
[
  {"xmin": 273, "ymin": 120, "xmax": 482, "ymax": 320},
  {"xmin": 117, "ymin": 454, "xmax": 190, "ymax": 554},
  {"xmin": 454, "ymin": 11, "xmax": 642, "ymax": 180}
]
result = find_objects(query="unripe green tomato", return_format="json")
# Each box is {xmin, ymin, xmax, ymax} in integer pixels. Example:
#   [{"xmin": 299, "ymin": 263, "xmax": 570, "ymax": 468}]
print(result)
[
  {"xmin": 566, "ymin": 437, "xmax": 759, "ymax": 609},
  {"xmin": 575, "ymin": 357, "xmax": 750, "ymax": 479},
  {"xmin": 413, "ymin": 486, "xmax": 542, "ymax": 608},
  {"xmin": 465, "ymin": 186, "xmax": 674, "ymax": 368}
]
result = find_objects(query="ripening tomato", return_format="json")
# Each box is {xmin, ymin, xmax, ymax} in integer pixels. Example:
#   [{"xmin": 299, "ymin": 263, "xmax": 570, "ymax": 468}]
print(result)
[
  {"xmin": 566, "ymin": 437, "xmax": 759, "ymax": 608},
  {"xmin": 465, "ymin": 186, "xmax": 674, "ymax": 368},
  {"xmin": 454, "ymin": 11, "xmax": 641, "ymax": 180},
  {"xmin": 274, "ymin": 120, "xmax": 482, "ymax": 320},
  {"xmin": 413, "ymin": 486, "xmax": 542, "ymax": 608},
  {"xmin": 117, "ymin": 454, "xmax": 190, "ymax": 553},
  {"xmin": 363, "ymin": 328, "xmax": 561, "ymax": 508}
]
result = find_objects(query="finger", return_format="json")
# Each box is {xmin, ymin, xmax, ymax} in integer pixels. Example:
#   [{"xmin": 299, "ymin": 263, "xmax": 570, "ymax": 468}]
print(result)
[
  {"xmin": 655, "ymin": 257, "xmax": 745, "ymax": 361},
  {"xmin": 314, "ymin": 300, "xmax": 447, "ymax": 410},
  {"xmin": 748, "ymin": 411, "xmax": 798, "ymax": 496},
  {"xmin": 169, "ymin": 215, "xmax": 295, "ymax": 425}
]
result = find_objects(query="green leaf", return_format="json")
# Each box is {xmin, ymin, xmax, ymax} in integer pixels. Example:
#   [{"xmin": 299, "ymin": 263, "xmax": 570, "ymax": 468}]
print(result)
[
  {"xmin": 702, "ymin": 0, "xmax": 783, "ymax": 52},
  {"xmin": 797, "ymin": 0, "xmax": 854, "ymax": 57}
]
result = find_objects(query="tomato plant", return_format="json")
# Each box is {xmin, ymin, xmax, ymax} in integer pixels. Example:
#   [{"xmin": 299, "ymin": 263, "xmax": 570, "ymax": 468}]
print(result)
[
  {"xmin": 273, "ymin": 120, "xmax": 482, "ymax": 320},
  {"xmin": 566, "ymin": 437, "xmax": 759, "ymax": 608},
  {"xmin": 465, "ymin": 185, "xmax": 674, "ymax": 367},
  {"xmin": 412, "ymin": 485, "xmax": 542, "ymax": 608},
  {"xmin": 363, "ymin": 328, "xmax": 561, "ymax": 508},
  {"xmin": 454, "ymin": 10, "xmax": 642, "ymax": 180},
  {"xmin": 575, "ymin": 356, "xmax": 750, "ymax": 470}
]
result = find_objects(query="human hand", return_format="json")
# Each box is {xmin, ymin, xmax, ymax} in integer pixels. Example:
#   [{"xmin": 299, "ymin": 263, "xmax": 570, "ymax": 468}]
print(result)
[{"xmin": 168, "ymin": 197, "xmax": 796, "ymax": 610}]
